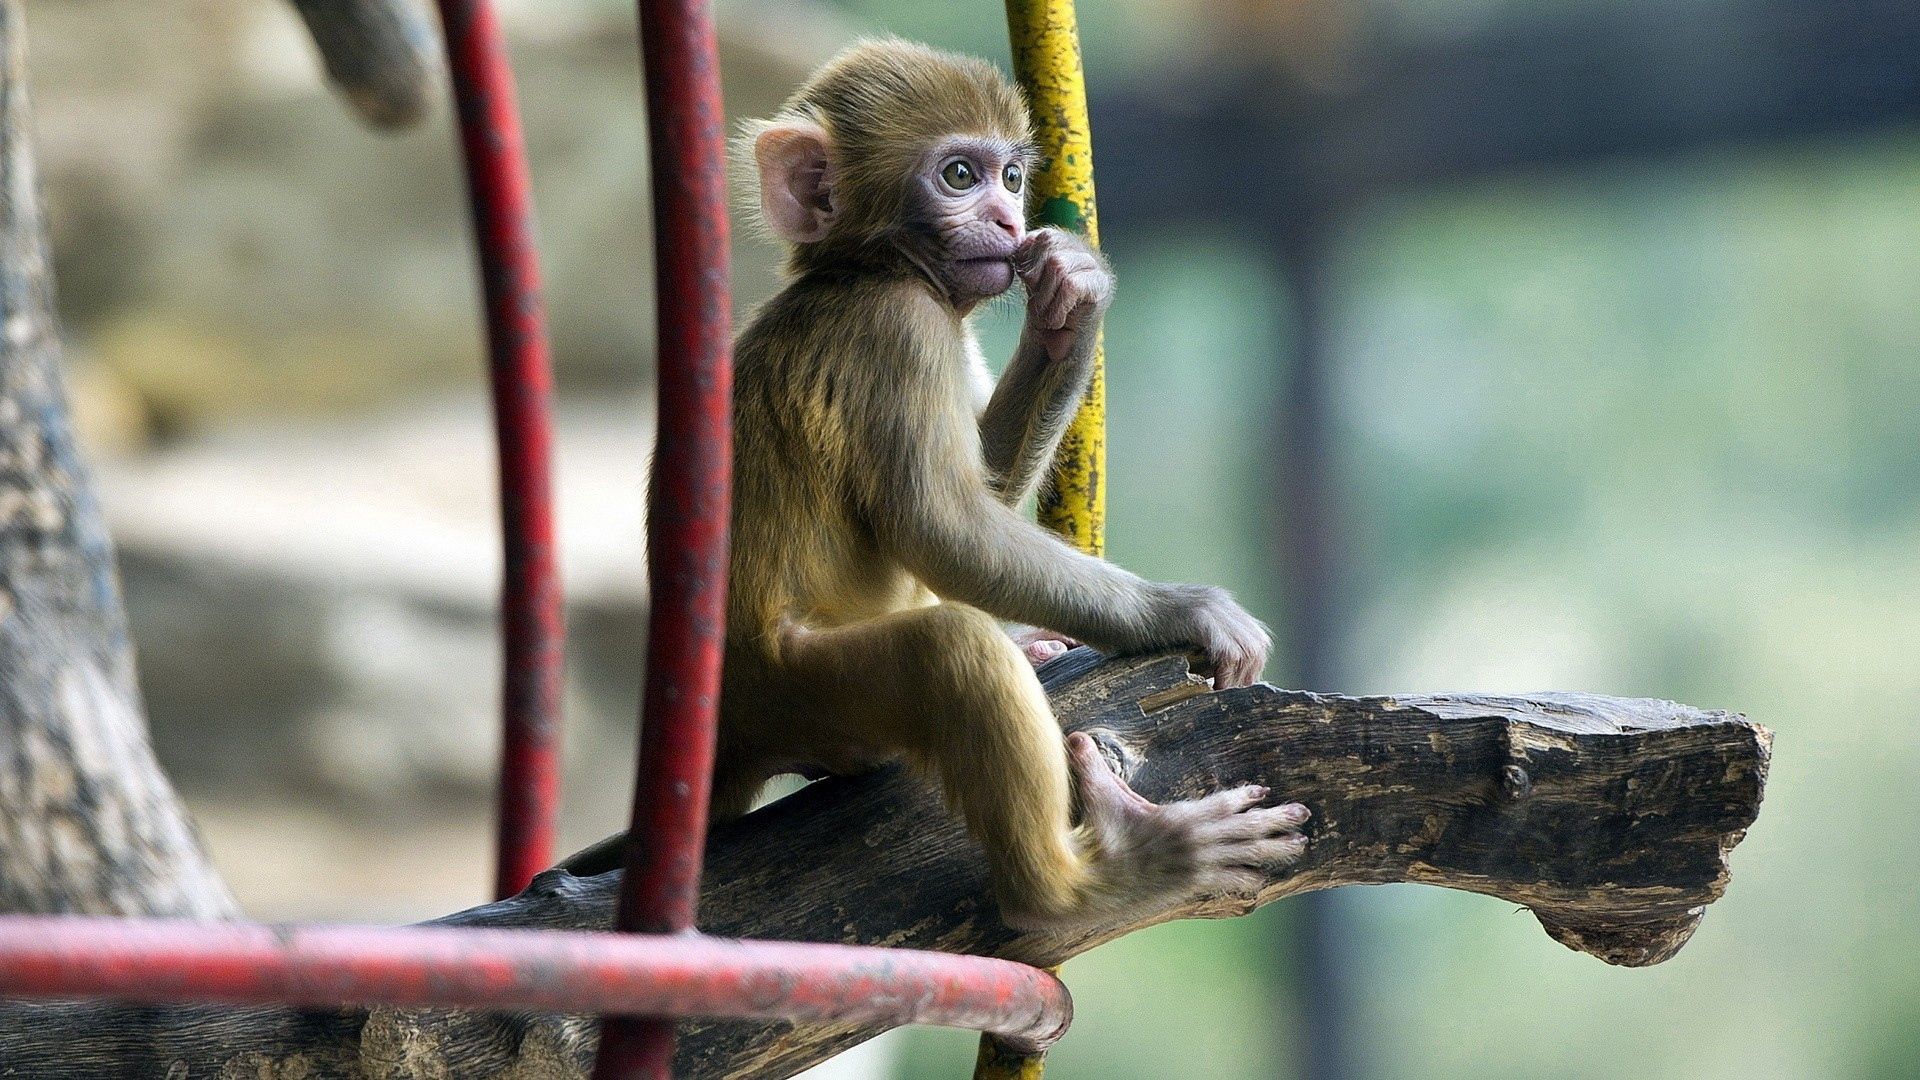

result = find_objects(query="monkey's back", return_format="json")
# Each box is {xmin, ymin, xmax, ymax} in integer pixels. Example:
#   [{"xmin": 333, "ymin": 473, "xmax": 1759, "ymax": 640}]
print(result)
[{"xmin": 727, "ymin": 271, "xmax": 974, "ymax": 647}]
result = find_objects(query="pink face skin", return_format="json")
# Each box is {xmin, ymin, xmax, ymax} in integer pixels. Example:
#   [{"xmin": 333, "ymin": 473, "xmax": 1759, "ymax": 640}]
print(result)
[{"xmin": 906, "ymin": 136, "xmax": 1032, "ymax": 308}]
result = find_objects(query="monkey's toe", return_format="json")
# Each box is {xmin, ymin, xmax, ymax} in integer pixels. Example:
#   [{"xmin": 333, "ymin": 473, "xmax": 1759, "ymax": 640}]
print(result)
[
  {"xmin": 1064, "ymin": 730, "xmax": 1157, "ymax": 820},
  {"xmin": 1194, "ymin": 800, "xmax": 1308, "ymax": 843},
  {"xmin": 1023, "ymin": 639, "xmax": 1070, "ymax": 665},
  {"xmin": 1222, "ymin": 834, "xmax": 1309, "ymax": 868},
  {"xmin": 1197, "ymin": 866, "xmax": 1267, "ymax": 898}
]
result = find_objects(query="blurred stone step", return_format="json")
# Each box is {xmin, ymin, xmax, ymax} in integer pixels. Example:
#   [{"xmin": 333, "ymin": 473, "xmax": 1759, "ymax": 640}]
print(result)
[{"xmin": 95, "ymin": 398, "xmax": 651, "ymax": 808}]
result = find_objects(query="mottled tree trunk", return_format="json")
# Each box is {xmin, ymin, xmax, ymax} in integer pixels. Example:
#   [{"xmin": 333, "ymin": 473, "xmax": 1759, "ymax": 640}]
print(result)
[{"xmin": 0, "ymin": 1, "xmax": 234, "ymax": 920}]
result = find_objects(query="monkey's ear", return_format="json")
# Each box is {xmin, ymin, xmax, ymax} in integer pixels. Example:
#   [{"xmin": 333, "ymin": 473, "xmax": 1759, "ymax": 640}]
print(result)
[{"xmin": 754, "ymin": 122, "xmax": 836, "ymax": 244}]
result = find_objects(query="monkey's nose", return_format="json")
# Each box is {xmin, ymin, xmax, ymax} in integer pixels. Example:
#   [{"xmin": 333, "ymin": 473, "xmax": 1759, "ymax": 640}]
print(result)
[{"xmin": 986, "ymin": 202, "xmax": 1021, "ymax": 238}]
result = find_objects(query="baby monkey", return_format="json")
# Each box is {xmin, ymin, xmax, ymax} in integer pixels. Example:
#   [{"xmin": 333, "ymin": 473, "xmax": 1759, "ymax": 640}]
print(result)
[{"xmin": 717, "ymin": 40, "xmax": 1308, "ymax": 932}]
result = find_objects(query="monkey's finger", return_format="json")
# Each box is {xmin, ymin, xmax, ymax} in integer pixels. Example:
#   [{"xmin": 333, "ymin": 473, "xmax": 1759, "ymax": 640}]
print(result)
[
  {"xmin": 1040, "ymin": 285, "xmax": 1080, "ymax": 331},
  {"xmin": 1040, "ymin": 268, "xmax": 1099, "ymax": 330},
  {"xmin": 1013, "ymin": 230, "xmax": 1059, "ymax": 275},
  {"xmin": 1046, "ymin": 269, "xmax": 1107, "ymax": 330},
  {"xmin": 1236, "ymin": 641, "xmax": 1267, "ymax": 684},
  {"xmin": 1204, "ymin": 653, "xmax": 1242, "ymax": 689},
  {"xmin": 1054, "ymin": 251, "xmax": 1102, "ymax": 280},
  {"xmin": 1028, "ymin": 271, "xmax": 1066, "ymax": 329}
]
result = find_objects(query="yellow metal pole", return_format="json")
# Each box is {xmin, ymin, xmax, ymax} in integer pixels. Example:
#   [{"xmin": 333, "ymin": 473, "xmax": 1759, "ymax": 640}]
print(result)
[
  {"xmin": 976, "ymin": 2, "xmax": 1102, "ymax": 1075},
  {"xmin": 974, "ymin": 1029, "xmax": 1054, "ymax": 1079},
  {"xmin": 1006, "ymin": 0, "xmax": 1105, "ymax": 557}
]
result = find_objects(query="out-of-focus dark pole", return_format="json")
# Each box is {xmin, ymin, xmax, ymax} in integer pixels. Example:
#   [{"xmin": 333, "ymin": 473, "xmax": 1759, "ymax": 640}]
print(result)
[
  {"xmin": 592, "ymin": 0, "xmax": 734, "ymax": 1073},
  {"xmin": 433, "ymin": 0, "xmax": 566, "ymax": 902},
  {"xmin": 1272, "ymin": 218, "xmax": 1359, "ymax": 1080}
]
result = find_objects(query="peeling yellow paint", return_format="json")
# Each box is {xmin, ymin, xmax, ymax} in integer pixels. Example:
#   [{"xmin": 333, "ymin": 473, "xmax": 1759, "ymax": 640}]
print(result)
[
  {"xmin": 983, "ymin": 3, "xmax": 1100, "ymax": 1073},
  {"xmin": 1007, "ymin": 0, "xmax": 1104, "ymax": 557},
  {"xmin": 974, "ymin": 956, "xmax": 1060, "ymax": 1080},
  {"xmin": 975, "ymin": 1039, "xmax": 1052, "ymax": 1080}
]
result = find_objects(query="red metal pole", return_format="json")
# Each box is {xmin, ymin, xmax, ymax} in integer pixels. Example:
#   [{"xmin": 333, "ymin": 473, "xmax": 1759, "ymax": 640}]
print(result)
[
  {"xmin": 0, "ymin": 918, "xmax": 1071, "ymax": 1053},
  {"xmin": 595, "ymin": 0, "xmax": 734, "ymax": 1073},
  {"xmin": 435, "ymin": 0, "xmax": 567, "ymax": 901}
]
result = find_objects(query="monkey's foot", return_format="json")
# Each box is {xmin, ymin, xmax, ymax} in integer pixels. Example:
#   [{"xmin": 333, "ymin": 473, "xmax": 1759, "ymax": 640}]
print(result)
[
  {"xmin": 1010, "ymin": 626, "xmax": 1081, "ymax": 668},
  {"xmin": 1004, "ymin": 732, "xmax": 1309, "ymax": 932}
]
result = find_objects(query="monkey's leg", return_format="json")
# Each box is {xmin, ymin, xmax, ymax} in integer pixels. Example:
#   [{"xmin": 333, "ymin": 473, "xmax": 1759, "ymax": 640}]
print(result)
[
  {"xmin": 778, "ymin": 604, "xmax": 1092, "ymax": 920},
  {"xmin": 779, "ymin": 605, "xmax": 1310, "ymax": 930}
]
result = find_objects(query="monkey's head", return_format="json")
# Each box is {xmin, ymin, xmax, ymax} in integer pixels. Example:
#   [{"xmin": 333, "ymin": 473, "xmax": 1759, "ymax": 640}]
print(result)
[{"xmin": 742, "ymin": 39, "xmax": 1034, "ymax": 306}]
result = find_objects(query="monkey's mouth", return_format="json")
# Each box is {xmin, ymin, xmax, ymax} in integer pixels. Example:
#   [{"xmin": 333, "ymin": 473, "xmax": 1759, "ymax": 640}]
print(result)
[{"xmin": 949, "ymin": 256, "xmax": 1016, "ymax": 299}]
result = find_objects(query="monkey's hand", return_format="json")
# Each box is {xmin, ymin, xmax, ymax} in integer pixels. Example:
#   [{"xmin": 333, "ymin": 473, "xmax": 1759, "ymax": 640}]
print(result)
[
  {"xmin": 1014, "ymin": 227, "xmax": 1113, "ymax": 362},
  {"xmin": 1143, "ymin": 584, "xmax": 1272, "ymax": 689},
  {"xmin": 1003, "ymin": 732, "xmax": 1309, "ymax": 932}
]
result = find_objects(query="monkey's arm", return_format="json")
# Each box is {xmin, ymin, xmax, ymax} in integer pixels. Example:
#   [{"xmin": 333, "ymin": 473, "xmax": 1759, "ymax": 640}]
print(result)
[
  {"xmin": 859, "ymin": 355, "xmax": 1252, "ymax": 673},
  {"xmin": 978, "ymin": 229, "xmax": 1109, "ymax": 506},
  {"xmin": 978, "ymin": 335, "xmax": 1094, "ymax": 506},
  {"xmin": 883, "ymin": 485, "xmax": 1153, "ymax": 646}
]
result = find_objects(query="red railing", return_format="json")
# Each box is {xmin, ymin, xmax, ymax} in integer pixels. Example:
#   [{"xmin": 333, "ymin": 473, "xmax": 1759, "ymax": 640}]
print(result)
[
  {"xmin": 0, "ymin": 918, "xmax": 1069, "ymax": 1052},
  {"xmin": 0, "ymin": 1, "xmax": 1073, "ymax": 1077},
  {"xmin": 438, "ymin": 0, "xmax": 567, "ymax": 901},
  {"xmin": 592, "ymin": 0, "xmax": 737, "ymax": 1072}
]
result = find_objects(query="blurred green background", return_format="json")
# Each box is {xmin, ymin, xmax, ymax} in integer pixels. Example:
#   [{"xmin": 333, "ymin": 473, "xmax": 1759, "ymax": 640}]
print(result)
[{"xmin": 27, "ymin": 0, "xmax": 1916, "ymax": 1078}]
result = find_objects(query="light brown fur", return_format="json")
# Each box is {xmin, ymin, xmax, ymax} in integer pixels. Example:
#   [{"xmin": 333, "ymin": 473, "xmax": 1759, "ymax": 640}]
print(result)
[{"xmin": 737, "ymin": 40, "xmax": 1030, "ymax": 269}]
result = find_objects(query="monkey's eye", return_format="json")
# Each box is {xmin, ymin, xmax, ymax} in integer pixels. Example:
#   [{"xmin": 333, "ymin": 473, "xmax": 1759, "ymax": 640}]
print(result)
[
  {"xmin": 1003, "ymin": 162, "xmax": 1024, "ymax": 193},
  {"xmin": 940, "ymin": 158, "xmax": 978, "ymax": 191}
]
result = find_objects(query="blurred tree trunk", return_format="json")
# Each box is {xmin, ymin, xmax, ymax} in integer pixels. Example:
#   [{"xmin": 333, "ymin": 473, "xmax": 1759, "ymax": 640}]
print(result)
[{"xmin": 0, "ymin": 0, "xmax": 235, "ymax": 919}]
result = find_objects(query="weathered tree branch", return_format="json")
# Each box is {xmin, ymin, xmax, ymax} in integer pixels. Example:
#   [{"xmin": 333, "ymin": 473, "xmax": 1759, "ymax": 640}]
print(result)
[
  {"xmin": 286, "ymin": 0, "xmax": 440, "ymax": 129},
  {"xmin": 0, "ymin": 650, "xmax": 1769, "ymax": 1079},
  {"xmin": 0, "ymin": 1, "xmax": 235, "ymax": 921}
]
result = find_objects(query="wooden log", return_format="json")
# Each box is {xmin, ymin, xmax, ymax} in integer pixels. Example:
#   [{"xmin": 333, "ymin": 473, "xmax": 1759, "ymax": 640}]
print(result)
[{"xmin": 0, "ymin": 650, "xmax": 1769, "ymax": 1079}]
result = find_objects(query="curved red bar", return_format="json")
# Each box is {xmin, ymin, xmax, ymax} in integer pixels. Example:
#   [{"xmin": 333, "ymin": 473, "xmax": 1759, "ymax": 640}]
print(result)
[
  {"xmin": 0, "ymin": 5, "xmax": 1090, "ymax": 1077},
  {"xmin": 597, "ymin": 0, "xmax": 735, "ymax": 1073},
  {"xmin": 434, "ymin": 0, "xmax": 567, "ymax": 901},
  {"xmin": 0, "ymin": 918, "xmax": 1072, "ymax": 1055}
]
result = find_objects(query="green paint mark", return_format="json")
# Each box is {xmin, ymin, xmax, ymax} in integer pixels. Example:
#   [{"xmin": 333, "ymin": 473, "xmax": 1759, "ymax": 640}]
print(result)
[{"xmin": 1036, "ymin": 196, "xmax": 1084, "ymax": 232}]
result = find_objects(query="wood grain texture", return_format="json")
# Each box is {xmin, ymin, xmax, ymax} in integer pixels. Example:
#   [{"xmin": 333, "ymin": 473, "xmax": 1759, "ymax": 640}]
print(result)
[{"xmin": 0, "ymin": 650, "xmax": 1769, "ymax": 1078}]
